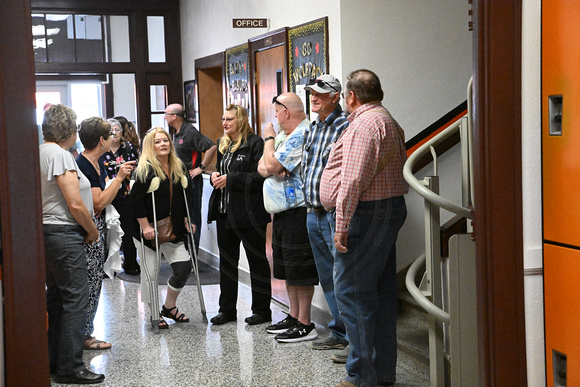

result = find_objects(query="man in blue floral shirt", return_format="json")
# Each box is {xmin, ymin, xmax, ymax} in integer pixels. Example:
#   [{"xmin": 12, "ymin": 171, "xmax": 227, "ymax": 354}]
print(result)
[{"xmin": 258, "ymin": 93, "xmax": 318, "ymax": 343}]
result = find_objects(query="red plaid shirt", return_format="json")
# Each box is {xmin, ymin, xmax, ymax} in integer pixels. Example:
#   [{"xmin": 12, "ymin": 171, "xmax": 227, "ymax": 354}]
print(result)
[{"xmin": 320, "ymin": 102, "xmax": 409, "ymax": 232}]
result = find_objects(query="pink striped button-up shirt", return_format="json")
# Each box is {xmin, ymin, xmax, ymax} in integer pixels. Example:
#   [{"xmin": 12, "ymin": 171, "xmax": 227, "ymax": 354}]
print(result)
[{"xmin": 320, "ymin": 102, "xmax": 409, "ymax": 233}]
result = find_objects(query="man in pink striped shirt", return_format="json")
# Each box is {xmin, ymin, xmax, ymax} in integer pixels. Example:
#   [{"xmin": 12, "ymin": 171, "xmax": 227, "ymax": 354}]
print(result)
[{"xmin": 320, "ymin": 69, "xmax": 409, "ymax": 387}]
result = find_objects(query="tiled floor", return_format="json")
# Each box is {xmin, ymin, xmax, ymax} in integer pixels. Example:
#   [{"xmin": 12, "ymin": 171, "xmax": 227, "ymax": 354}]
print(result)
[{"xmin": 52, "ymin": 274, "xmax": 429, "ymax": 386}]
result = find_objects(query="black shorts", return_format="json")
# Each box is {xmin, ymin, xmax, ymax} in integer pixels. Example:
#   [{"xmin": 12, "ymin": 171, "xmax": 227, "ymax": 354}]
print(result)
[{"xmin": 272, "ymin": 207, "xmax": 319, "ymax": 286}]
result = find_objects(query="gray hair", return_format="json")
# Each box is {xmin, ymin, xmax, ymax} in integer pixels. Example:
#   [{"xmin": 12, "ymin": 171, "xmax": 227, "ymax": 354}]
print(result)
[
  {"xmin": 42, "ymin": 104, "xmax": 77, "ymax": 144},
  {"xmin": 107, "ymin": 118, "xmax": 122, "ymax": 133}
]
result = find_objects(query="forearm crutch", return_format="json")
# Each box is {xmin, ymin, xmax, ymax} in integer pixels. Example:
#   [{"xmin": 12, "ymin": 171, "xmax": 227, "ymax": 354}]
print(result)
[
  {"xmin": 140, "ymin": 177, "xmax": 162, "ymax": 333},
  {"xmin": 181, "ymin": 180, "xmax": 207, "ymax": 320}
]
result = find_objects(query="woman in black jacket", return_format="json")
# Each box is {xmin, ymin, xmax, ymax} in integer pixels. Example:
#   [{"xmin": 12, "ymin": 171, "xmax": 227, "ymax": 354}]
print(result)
[
  {"xmin": 208, "ymin": 105, "xmax": 272, "ymax": 325},
  {"xmin": 131, "ymin": 127, "xmax": 193, "ymax": 329}
]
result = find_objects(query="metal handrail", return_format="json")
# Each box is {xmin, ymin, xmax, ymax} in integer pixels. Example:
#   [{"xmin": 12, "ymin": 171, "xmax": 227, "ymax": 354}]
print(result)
[
  {"xmin": 405, "ymin": 253, "xmax": 450, "ymax": 323},
  {"xmin": 403, "ymin": 119, "xmax": 473, "ymax": 220}
]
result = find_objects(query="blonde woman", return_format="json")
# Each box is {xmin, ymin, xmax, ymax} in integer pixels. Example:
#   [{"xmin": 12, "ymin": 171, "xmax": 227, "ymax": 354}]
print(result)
[
  {"xmin": 130, "ymin": 127, "xmax": 194, "ymax": 329},
  {"xmin": 207, "ymin": 105, "xmax": 272, "ymax": 325}
]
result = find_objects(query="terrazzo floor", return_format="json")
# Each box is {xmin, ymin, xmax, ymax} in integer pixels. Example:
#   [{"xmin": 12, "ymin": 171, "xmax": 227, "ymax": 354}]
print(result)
[{"xmin": 52, "ymin": 274, "xmax": 429, "ymax": 386}]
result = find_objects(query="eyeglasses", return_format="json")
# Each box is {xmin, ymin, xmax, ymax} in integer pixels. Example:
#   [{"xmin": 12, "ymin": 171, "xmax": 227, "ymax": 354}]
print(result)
[
  {"xmin": 164, "ymin": 112, "xmax": 177, "ymax": 117},
  {"xmin": 308, "ymin": 79, "xmax": 340, "ymax": 93},
  {"xmin": 111, "ymin": 127, "xmax": 122, "ymax": 133},
  {"xmin": 272, "ymin": 96, "xmax": 288, "ymax": 110}
]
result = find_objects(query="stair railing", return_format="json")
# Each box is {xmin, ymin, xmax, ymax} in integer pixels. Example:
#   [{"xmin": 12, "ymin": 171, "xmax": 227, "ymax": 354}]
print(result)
[{"xmin": 403, "ymin": 77, "xmax": 474, "ymax": 387}]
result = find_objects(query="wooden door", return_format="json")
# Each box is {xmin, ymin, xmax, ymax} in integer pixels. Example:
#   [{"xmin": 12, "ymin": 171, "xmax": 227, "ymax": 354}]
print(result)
[
  {"xmin": 253, "ymin": 44, "xmax": 288, "ymax": 305},
  {"xmin": 255, "ymin": 45, "xmax": 287, "ymax": 136}
]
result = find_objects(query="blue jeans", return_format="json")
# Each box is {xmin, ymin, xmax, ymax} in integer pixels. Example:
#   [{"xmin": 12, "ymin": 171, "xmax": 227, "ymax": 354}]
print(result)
[
  {"xmin": 44, "ymin": 224, "xmax": 89, "ymax": 375},
  {"xmin": 332, "ymin": 197, "xmax": 407, "ymax": 387},
  {"xmin": 306, "ymin": 210, "xmax": 347, "ymax": 343}
]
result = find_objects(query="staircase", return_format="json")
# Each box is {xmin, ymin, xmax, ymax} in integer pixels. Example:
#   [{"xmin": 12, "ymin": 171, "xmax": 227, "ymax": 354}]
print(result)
[{"xmin": 396, "ymin": 289, "xmax": 431, "ymax": 385}]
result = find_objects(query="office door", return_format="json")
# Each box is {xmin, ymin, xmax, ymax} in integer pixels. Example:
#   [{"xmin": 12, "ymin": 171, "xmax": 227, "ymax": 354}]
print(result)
[
  {"xmin": 254, "ymin": 45, "xmax": 287, "ymax": 136},
  {"xmin": 253, "ymin": 43, "xmax": 287, "ymax": 305}
]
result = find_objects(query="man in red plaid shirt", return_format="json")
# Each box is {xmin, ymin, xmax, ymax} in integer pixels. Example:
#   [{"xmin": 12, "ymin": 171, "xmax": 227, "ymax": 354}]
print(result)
[{"xmin": 320, "ymin": 69, "xmax": 409, "ymax": 387}]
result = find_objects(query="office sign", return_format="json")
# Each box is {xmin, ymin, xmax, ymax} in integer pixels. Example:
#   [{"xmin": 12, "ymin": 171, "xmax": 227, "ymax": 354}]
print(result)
[{"xmin": 233, "ymin": 19, "xmax": 268, "ymax": 28}]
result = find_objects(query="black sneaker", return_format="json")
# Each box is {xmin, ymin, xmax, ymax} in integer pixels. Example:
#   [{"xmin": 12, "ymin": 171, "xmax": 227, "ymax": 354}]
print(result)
[
  {"xmin": 275, "ymin": 322, "xmax": 318, "ymax": 343},
  {"xmin": 266, "ymin": 315, "xmax": 298, "ymax": 334}
]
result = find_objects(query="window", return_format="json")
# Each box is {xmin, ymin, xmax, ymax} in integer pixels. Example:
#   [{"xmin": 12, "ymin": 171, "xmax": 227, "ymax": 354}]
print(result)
[{"xmin": 32, "ymin": 14, "xmax": 130, "ymax": 63}]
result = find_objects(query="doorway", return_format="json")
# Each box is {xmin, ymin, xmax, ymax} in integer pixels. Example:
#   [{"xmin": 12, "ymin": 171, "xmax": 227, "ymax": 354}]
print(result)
[{"xmin": 251, "ymin": 39, "xmax": 288, "ymax": 305}]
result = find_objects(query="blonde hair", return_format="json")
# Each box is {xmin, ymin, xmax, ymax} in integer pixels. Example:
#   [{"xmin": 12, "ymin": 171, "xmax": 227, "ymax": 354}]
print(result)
[
  {"xmin": 218, "ymin": 105, "xmax": 253, "ymax": 154},
  {"xmin": 135, "ymin": 127, "xmax": 186, "ymax": 184}
]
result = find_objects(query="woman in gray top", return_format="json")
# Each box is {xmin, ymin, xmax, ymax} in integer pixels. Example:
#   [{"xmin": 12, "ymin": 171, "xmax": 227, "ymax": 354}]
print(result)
[{"xmin": 39, "ymin": 104, "xmax": 104, "ymax": 384}]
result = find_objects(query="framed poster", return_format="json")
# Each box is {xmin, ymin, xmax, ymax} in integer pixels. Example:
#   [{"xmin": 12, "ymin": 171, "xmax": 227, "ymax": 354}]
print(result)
[
  {"xmin": 225, "ymin": 43, "xmax": 251, "ymax": 124},
  {"xmin": 288, "ymin": 17, "xmax": 328, "ymax": 93},
  {"xmin": 183, "ymin": 80, "xmax": 197, "ymax": 123}
]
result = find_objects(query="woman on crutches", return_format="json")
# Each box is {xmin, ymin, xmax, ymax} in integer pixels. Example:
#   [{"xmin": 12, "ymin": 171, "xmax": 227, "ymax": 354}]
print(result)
[{"xmin": 131, "ymin": 127, "xmax": 193, "ymax": 330}]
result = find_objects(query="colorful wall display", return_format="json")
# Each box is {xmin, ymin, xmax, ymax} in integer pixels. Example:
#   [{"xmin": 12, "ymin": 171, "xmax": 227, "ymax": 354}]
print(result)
[
  {"xmin": 288, "ymin": 17, "xmax": 328, "ymax": 92},
  {"xmin": 225, "ymin": 43, "xmax": 251, "ymax": 122}
]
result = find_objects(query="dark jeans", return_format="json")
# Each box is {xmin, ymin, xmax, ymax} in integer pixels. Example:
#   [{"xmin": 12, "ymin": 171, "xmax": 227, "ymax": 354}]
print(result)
[
  {"xmin": 216, "ymin": 214, "xmax": 271, "ymax": 317},
  {"xmin": 112, "ymin": 196, "xmax": 139, "ymax": 270},
  {"xmin": 332, "ymin": 197, "xmax": 407, "ymax": 387},
  {"xmin": 44, "ymin": 224, "xmax": 89, "ymax": 375}
]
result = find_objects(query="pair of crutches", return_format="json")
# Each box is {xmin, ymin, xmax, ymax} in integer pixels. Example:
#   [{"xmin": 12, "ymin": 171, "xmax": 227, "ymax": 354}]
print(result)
[{"xmin": 139, "ymin": 176, "xmax": 207, "ymax": 333}]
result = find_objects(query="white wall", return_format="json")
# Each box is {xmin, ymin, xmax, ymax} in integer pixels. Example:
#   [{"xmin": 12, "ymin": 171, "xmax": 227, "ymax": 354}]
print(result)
[
  {"xmin": 180, "ymin": 0, "xmax": 343, "ymax": 82},
  {"xmin": 522, "ymin": 0, "xmax": 545, "ymax": 385},
  {"xmin": 340, "ymin": 0, "xmax": 473, "ymax": 271}
]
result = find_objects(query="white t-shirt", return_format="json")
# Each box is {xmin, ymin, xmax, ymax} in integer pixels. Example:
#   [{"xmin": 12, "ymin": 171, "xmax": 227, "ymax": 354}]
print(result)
[{"xmin": 39, "ymin": 142, "xmax": 94, "ymax": 225}]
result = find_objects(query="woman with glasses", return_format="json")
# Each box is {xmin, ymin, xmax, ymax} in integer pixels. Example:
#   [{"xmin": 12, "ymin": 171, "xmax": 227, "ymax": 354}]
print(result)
[
  {"xmin": 100, "ymin": 118, "xmax": 140, "ymax": 275},
  {"xmin": 77, "ymin": 117, "xmax": 136, "ymax": 350},
  {"xmin": 39, "ymin": 105, "xmax": 104, "ymax": 384},
  {"xmin": 207, "ymin": 105, "xmax": 272, "ymax": 326},
  {"xmin": 131, "ymin": 127, "xmax": 193, "ymax": 329},
  {"xmin": 114, "ymin": 115, "xmax": 141, "ymax": 152}
]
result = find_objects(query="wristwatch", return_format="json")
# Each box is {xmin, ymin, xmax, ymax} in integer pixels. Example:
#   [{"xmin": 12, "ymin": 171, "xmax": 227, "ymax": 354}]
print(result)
[
  {"xmin": 200, "ymin": 164, "xmax": 206, "ymax": 170},
  {"xmin": 264, "ymin": 136, "xmax": 275, "ymax": 142}
]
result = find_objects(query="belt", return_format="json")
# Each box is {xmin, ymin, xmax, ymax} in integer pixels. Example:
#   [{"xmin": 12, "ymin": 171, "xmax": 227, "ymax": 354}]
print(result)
[{"xmin": 308, "ymin": 206, "xmax": 327, "ymax": 216}]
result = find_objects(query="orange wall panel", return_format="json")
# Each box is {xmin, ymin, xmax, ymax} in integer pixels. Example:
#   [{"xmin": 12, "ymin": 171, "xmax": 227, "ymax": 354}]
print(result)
[
  {"xmin": 542, "ymin": 1, "xmax": 580, "ymax": 246},
  {"xmin": 544, "ymin": 244, "xmax": 580, "ymax": 386}
]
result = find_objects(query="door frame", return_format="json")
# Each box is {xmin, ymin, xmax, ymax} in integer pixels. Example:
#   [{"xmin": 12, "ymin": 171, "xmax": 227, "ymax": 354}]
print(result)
[{"xmin": 472, "ymin": 0, "xmax": 527, "ymax": 384}]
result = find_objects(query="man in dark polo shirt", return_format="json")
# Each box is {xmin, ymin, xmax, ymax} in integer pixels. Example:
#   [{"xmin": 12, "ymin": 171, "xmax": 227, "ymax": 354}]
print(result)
[{"xmin": 165, "ymin": 103, "xmax": 217, "ymax": 251}]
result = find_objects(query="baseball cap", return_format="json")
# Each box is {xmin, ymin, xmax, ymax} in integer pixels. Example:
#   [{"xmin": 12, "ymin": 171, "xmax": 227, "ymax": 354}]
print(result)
[{"xmin": 304, "ymin": 74, "xmax": 342, "ymax": 94}]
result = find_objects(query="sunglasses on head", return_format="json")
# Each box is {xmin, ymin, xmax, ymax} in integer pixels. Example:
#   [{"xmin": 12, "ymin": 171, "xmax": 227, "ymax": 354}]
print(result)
[
  {"xmin": 308, "ymin": 78, "xmax": 339, "ymax": 93},
  {"xmin": 272, "ymin": 96, "xmax": 289, "ymax": 110}
]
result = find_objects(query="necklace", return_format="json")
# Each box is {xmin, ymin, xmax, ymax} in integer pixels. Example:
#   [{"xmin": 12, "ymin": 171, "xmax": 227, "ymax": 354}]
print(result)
[{"xmin": 83, "ymin": 152, "xmax": 101, "ymax": 175}]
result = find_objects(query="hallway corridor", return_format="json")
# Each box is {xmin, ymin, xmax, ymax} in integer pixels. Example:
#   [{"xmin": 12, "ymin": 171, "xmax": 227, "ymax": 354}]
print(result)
[{"xmin": 51, "ymin": 272, "xmax": 429, "ymax": 386}]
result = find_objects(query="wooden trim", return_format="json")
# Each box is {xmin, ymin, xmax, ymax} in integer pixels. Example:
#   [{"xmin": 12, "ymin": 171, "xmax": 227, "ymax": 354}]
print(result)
[
  {"xmin": 0, "ymin": 1, "xmax": 49, "ymax": 385},
  {"xmin": 31, "ymin": 1, "xmax": 183, "ymax": 140},
  {"xmin": 472, "ymin": 0, "xmax": 527, "ymax": 385},
  {"xmin": 195, "ymin": 52, "xmax": 225, "ymax": 70}
]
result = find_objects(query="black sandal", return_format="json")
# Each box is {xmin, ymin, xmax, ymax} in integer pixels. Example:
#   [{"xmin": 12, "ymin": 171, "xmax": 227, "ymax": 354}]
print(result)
[
  {"xmin": 159, "ymin": 318, "xmax": 169, "ymax": 329},
  {"xmin": 160, "ymin": 305, "xmax": 190, "ymax": 323},
  {"xmin": 150, "ymin": 316, "xmax": 169, "ymax": 329}
]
